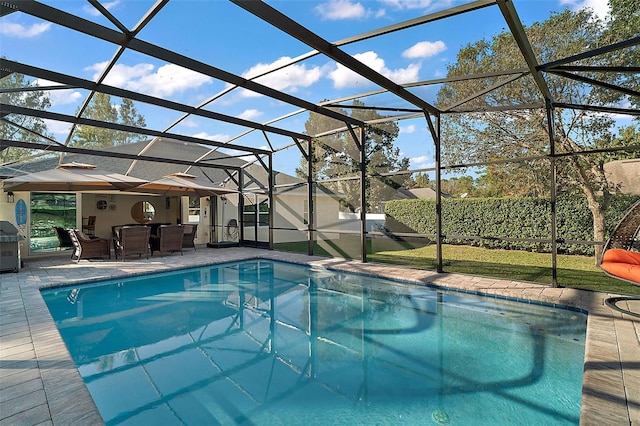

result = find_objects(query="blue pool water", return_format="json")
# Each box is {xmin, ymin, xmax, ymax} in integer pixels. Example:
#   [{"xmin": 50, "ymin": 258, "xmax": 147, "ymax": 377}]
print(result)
[{"xmin": 41, "ymin": 260, "xmax": 586, "ymax": 425}]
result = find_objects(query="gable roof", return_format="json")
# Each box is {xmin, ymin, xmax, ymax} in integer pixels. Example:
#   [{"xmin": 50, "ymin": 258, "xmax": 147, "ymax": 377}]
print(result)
[
  {"xmin": 394, "ymin": 187, "xmax": 451, "ymax": 200},
  {"xmin": 1, "ymin": 138, "xmax": 246, "ymax": 183}
]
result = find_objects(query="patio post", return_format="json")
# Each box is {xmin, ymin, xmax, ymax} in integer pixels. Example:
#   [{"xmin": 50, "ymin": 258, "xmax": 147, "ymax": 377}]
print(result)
[
  {"xmin": 307, "ymin": 138, "xmax": 314, "ymax": 256},
  {"xmin": 359, "ymin": 125, "xmax": 367, "ymax": 263},
  {"xmin": 426, "ymin": 112, "xmax": 443, "ymax": 273},
  {"xmin": 546, "ymin": 100, "xmax": 559, "ymax": 287},
  {"xmin": 268, "ymin": 152, "xmax": 274, "ymax": 250},
  {"xmin": 239, "ymin": 172, "xmax": 244, "ymax": 244},
  {"xmin": 435, "ymin": 114, "xmax": 443, "ymax": 273}
]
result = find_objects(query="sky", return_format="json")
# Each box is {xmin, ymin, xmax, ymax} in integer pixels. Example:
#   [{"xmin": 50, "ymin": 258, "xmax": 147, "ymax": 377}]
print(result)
[{"xmin": 0, "ymin": 0, "xmax": 622, "ymax": 177}]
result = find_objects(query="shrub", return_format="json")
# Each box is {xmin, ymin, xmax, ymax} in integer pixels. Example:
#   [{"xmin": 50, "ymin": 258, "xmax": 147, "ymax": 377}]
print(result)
[{"xmin": 384, "ymin": 195, "xmax": 639, "ymax": 256}]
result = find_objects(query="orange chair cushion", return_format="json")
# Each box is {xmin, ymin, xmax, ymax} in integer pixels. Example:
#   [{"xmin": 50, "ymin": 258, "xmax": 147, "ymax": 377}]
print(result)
[{"xmin": 601, "ymin": 249, "xmax": 640, "ymax": 284}]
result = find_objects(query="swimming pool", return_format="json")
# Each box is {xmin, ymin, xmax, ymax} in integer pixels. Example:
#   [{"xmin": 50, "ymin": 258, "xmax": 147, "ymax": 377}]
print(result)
[{"xmin": 41, "ymin": 259, "xmax": 586, "ymax": 425}]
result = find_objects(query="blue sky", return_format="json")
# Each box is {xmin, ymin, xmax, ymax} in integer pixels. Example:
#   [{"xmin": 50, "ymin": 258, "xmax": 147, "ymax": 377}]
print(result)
[{"xmin": 0, "ymin": 0, "xmax": 618, "ymax": 176}]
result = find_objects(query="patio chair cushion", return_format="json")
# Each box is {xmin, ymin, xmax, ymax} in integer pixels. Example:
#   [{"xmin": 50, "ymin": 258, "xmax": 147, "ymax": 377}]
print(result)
[
  {"xmin": 77, "ymin": 231, "xmax": 92, "ymax": 240},
  {"xmin": 600, "ymin": 248, "xmax": 640, "ymax": 284}
]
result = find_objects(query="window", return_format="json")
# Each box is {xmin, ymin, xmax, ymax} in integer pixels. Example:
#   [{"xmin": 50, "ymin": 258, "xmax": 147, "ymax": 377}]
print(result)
[
  {"xmin": 243, "ymin": 199, "xmax": 269, "ymax": 227},
  {"xmin": 188, "ymin": 197, "xmax": 200, "ymax": 223},
  {"xmin": 30, "ymin": 193, "xmax": 76, "ymax": 253}
]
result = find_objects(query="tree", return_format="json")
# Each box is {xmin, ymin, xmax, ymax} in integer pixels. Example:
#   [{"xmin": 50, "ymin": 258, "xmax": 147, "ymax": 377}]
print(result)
[
  {"xmin": 602, "ymin": 0, "xmax": 640, "ymax": 110},
  {"xmin": 440, "ymin": 176, "xmax": 476, "ymax": 198},
  {"xmin": 0, "ymin": 71, "xmax": 52, "ymax": 164},
  {"xmin": 296, "ymin": 100, "xmax": 410, "ymax": 213},
  {"xmin": 413, "ymin": 172, "xmax": 431, "ymax": 188},
  {"xmin": 72, "ymin": 93, "xmax": 147, "ymax": 148},
  {"xmin": 474, "ymin": 161, "xmax": 549, "ymax": 198},
  {"xmin": 436, "ymin": 3, "xmax": 639, "ymax": 262},
  {"xmin": 117, "ymin": 98, "xmax": 147, "ymax": 145}
]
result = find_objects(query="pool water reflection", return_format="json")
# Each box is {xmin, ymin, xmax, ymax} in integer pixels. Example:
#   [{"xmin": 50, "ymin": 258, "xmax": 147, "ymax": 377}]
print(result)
[{"xmin": 42, "ymin": 260, "xmax": 586, "ymax": 425}]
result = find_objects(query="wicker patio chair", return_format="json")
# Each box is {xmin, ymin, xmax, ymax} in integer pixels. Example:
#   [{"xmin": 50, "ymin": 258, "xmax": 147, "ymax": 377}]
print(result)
[
  {"xmin": 600, "ymin": 200, "xmax": 640, "ymax": 318},
  {"xmin": 602, "ymin": 200, "xmax": 640, "ymax": 255},
  {"xmin": 181, "ymin": 224, "xmax": 197, "ymax": 251},
  {"xmin": 113, "ymin": 225, "xmax": 151, "ymax": 261},
  {"xmin": 69, "ymin": 229, "xmax": 110, "ymax": 263},
  {"xmin": 150, "ymin": 224, "xmax": 184, "ymax": 256}
]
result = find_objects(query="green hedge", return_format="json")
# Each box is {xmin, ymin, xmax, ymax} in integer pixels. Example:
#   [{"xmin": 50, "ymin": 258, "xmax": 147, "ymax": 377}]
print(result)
[{"xmin": 384, "ymin": 195, "xmax": 639, "ymax": 256}]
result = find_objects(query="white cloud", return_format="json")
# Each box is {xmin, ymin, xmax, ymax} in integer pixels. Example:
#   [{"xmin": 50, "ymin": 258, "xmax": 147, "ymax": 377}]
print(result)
[
  {"xmin": 379, "ymin": 0, "xmax": 448, "ymax": 11},
  {"xmin": 315, "ymin": 0, "xmax": 366, "ymax": 20},
  {"xmin": 329, "ymin": 51, "xmax": 420, "ymax": 89},
  {"xmin": 48, "ymin": 88, "xmax": 83, "ymax": 107},
  {"xmin": 241, "ymin": 57, "xmax": 322, "ymax": 97},
  {"xmin": 83, "ymin": 0, "xmax": 120, "ymax": 16},
  {"xmin": 400, "ymin": 124, "xmax": 417, "ymax": 134},
  {"xmin": 590, "ymin": 101, "xmax": 634, "ymax": 122},
  {"xmin": 176, "ymin": 118, "xmax": 200, "ymax": 129},
  {"xmin": 237, "ymin": 109, "xmax": 263, "ymax": 121},
  {"xmin": 0, "ymin": 22, "xmax": 51, "ymax": 38},
  {"xmin": 85, "ymin": 62, "xmax": 212, "ymax": 98},
  {"xmin": 191, "ymin": 132, "xmax": 230, "ymax": 142},
  {"xmin": 410, "ymin": 155, "xmax": 433, "ymax": 169},
  {"xmin": 611, "ymin": 100, "xmax": 633, "ymax": 121},
  {"xmin": 35, "ymin": 79, "xmax": 82, "ymax": 107},
  {"xmin": 402, "ymin": 41, "xmax": 447, "ymax": 59},
  {"xmin": 374, "ymin": 9, "xmax": 387, "ymax": 18},
  {"xmin": 559, "ymin": 0, "xmax": 610, "ymax": 20},
  {"xmin": 43, "ymin": 119, "xmax": 72, "ymax": 136}
]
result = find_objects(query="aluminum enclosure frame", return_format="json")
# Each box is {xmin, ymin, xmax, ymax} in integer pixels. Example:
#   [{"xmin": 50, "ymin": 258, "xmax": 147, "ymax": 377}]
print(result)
[{"xmin": 1, "ymin": 0, "xmax": 638, "ymax": 288}]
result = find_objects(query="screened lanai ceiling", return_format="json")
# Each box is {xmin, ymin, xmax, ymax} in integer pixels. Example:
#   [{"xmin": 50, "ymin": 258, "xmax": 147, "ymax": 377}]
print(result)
[{"xmin": 0, "ymin": 0, "xmax": 638, "ymax": 181}]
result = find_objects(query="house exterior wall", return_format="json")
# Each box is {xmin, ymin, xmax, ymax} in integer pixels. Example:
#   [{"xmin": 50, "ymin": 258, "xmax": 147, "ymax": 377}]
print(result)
[
  {"xmin": 85, "ymin": 193, "xmax": 180, "ymax": 238},
  {"xmin": 0, "ymin": 191, "xmax": 196, "ymax": 259},
  {"xmin": 1, "ymin": 186, "xmax": 340, "ymax": 258},
  {"xmin": 216, "ymin": 191, "xmax": 341, "ymax": 245},
  {"xmin": 0, "ymin": 192, "xmax": 29, "ymax": 262}
]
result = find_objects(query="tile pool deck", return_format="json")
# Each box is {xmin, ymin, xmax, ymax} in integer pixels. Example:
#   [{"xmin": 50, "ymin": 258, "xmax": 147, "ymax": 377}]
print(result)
[{"xmin": 1, "ymin": 246, "xmax": 638, "ymax": 425}]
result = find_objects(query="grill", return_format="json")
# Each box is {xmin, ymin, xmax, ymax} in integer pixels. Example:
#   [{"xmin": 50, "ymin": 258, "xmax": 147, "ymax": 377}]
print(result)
[{"xmin": 0, "ymin": 221, "xmax": 25, "ymax": 272}]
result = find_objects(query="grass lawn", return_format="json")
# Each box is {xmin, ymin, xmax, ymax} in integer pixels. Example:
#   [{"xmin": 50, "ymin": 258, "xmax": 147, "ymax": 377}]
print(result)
[{"xmin": 275, "ymin": 240, "xmax": 640, "ymax": 296}]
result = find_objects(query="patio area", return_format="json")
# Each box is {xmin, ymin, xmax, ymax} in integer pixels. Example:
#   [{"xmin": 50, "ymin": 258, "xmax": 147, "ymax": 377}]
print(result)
[{"xmin": 1, "ymin": 246, "xmax": 638, "ymax": 425}]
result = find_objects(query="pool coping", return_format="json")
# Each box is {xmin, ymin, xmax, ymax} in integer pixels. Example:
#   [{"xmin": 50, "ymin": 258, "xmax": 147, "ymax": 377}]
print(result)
[{"xmin": 1, "ymin": 247, "xmax": 638, "ymax": 425}]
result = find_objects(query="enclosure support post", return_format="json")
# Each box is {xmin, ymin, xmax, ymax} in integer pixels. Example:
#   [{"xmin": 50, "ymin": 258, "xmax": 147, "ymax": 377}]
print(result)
[
  {"xmin": 546, "ymin": 100, "xmax": 559, "ymax": 287},
  {"xmin": 239, "ymin": 172, "xmax": 244, "ymax": 244},
  {"xmin": 268, "ymin": 152, "xmax": 274, "ymax": 250},
  {"xmin": 253, "ymin": 193, "xmax": 259, "ymax": 247},
  {"xmin": 307, "ymin": 139, "xmax": 314, "ymax": 256},
  {"xmin": 426, "ymin": 112, "xmax": 443, "ymax": 273},
  {"xmin": 435, "ymin": 114, "xmax": 443, "ymax": 272},
  {"xmin": 359, "ymin": 125, "xmax": 367, "ymax": 263},
  {"xmin": 210, "ymin": 196, "xmax": 218, "ymax": 244}
]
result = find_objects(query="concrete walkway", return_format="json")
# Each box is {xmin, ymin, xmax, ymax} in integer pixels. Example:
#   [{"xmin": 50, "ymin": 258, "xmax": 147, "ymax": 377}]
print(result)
[{"xmin": 1, "ymin": 247, "xmax": 638, "ymax": 425}]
